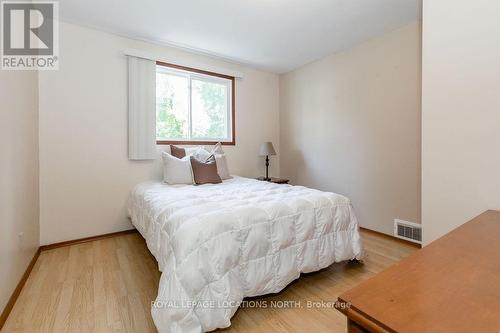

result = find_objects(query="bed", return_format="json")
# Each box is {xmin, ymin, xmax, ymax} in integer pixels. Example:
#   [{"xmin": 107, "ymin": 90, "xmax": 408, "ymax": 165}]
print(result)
[{"xmin": 127, "ymin": 176, "xmax": 363, "ymax": 333}]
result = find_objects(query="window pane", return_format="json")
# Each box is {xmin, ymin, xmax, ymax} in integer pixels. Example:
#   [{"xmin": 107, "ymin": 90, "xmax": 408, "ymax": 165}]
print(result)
[
  {"xmin": 156, "ymin": 72, "xmax": 189, "ymax": 140},
  {"xmin": 191, "ymin": 79, "xmax": 229, "ymax": 140}
]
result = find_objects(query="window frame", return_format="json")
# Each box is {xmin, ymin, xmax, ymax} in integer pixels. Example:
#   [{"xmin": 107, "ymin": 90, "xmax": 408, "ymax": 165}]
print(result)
[{"xmin": 155, "ymin": 61, "xmax": 236, "ymax": 146}]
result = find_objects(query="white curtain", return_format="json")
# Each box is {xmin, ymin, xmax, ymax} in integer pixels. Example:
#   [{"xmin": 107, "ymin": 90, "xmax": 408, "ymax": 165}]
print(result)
[{"xmin": 128, "ymin": 56, "xmax": 156, "ymax": 160}]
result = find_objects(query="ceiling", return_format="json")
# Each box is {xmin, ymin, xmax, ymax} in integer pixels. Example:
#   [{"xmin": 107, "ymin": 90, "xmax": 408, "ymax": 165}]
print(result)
[{"xmin": 59, "ymin": 0, "xmax": 421, "ymax": 73}]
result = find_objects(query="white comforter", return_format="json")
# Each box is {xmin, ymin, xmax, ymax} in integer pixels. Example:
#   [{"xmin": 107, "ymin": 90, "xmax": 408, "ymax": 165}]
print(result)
[{"xmin": 127, "ymin": 177, "xmax": 362, "ymax": 333}]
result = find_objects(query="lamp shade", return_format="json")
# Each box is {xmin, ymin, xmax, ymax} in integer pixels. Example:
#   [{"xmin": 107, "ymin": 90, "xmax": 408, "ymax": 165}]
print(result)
[{"xmin": 259, "ymin": 142, "xmax": 276, "ymax": 156}]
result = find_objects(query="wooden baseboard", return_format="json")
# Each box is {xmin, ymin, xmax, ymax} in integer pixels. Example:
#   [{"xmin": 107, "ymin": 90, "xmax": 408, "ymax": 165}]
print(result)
[
  {"xmin": 40, "ymin": 229, "xmax": 138, "ymax": 252},
  {"xmin": 0, "ymin": 229, "xmax": 138, "ymax": 330},
  {"xmin": 360, "ymin": 227, "xmax": 422, "ymax": 248},
  {"xmin": 0, "ymin": 248, "xmax": 41, "ymax": 330}
]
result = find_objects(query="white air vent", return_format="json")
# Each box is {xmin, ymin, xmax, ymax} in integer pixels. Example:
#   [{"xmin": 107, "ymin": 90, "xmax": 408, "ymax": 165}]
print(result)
[{"xmin": 394, "ymin": 219, "xmax": 422, "ymax": 244}]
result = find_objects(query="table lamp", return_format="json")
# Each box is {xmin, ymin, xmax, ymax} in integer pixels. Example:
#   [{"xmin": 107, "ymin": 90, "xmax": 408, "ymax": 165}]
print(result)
[{"xmin": 259, "ymin": 142, "xmax": 277, "ymax": 181}]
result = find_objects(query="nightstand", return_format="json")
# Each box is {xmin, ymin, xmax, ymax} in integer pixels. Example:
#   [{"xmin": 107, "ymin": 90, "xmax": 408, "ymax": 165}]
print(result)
[{"xmin": 256, "ymin": 177, "xmax": 289, "ymax": 184}]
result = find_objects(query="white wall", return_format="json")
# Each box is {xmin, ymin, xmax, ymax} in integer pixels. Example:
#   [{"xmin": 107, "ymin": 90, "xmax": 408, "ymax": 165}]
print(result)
[
  {"xmin": 279, "ymin": 22, "xmax": 421, "ymax": 235},
  {"xmin": 0, "ymin": 70, "xmax": 40, "ymax": 310},
  {"xmin": 422, "ymin": 0, "xmax": 500, "ymax": 244},
  {"xmin": 39, "ymin": 23, "xmax": 280, "ymax": 245}
]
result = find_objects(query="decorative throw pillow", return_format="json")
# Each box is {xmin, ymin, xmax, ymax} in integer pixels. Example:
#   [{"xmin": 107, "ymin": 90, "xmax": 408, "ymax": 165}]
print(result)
[
  {"xmin": 166, "ymin": 143, "xmax": 226, "ymax": 178},
  {"xmin": 203, "ymin": 142, "xmax": 231, "ymax": 179},
  {"xmin": 214, "ymin": 154, "xmax": 231, "ymax": 180},
  {"xmin": 162, "ymin": 152, "xmax": 193, "ymax": 185},
  {"xmin": 169, "ymin": 145, "xmax": 211, "ymax": 160},
  {"xmin": 191, "ymin": 147, "xmax": 212, "ymax": 161},
  {"xmin": 170, "ymin": 145, "xmax": 186, "ymax": 158},
  {"xmin": 210, "ymin": 142, "xmax": 224, "ymax": 155},
  {"xmin": 190, "ymin": 155, "xmax": 222, "ymax": 185},
  {"xmin": 184, "ymin": 146, "xmax": 199, "ymax": 156}
]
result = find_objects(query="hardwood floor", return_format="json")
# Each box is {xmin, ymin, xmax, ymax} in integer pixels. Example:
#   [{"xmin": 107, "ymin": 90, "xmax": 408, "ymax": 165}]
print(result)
[{"xmin": 1, "ymin": 230, "xmax": 417, "ymax": 333}]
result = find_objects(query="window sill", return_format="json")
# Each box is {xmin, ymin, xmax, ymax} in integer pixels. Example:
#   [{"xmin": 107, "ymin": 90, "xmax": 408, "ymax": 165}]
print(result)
[{"xmin": 156, "ymin": 140, "xmax": 235, "ymax": 146}]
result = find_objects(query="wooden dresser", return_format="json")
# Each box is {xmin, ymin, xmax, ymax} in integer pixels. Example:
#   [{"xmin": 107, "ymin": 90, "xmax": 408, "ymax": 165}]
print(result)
[{"xmin": 337, "ymin": 210, "xmax": 500, "ymax": 333}]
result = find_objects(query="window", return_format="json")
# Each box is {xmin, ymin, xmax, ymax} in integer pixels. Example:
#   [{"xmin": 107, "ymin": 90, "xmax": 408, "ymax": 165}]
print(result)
[{"xmin": 156, "ymin": 61, "xmax": 235, "ymax": 145}]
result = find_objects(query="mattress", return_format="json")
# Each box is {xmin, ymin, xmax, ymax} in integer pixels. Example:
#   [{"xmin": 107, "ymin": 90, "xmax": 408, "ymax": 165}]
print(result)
[{"xmin": 127, "ymin": 176, "xmax": 363, "ymax": 333}]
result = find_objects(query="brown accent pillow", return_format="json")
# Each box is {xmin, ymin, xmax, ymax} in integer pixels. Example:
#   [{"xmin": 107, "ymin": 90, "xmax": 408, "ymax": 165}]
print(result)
[
  {"xmin": 170, "ymin": 145, "xmax": 186, "ymax": 158},
  {"xmin": 190, "ymin": 155, "xmax": 222, "ymax": 185}
]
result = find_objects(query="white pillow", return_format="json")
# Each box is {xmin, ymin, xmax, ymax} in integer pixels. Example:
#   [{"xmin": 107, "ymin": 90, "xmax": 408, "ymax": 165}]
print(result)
[
  {"xmin": 171, "ymin": 143, "xmax": 223, "ymax": 160},
  {"xmin": 163, "ymin": 143, "xmax": 226, "ymax": 179},
  {"xmin": 210, "ymin": 142, "xmax": 224, "ymax": 155},
  {"xmin": 163, "ymin": 146, "xmax": 206, "ymax": 157},
  {"xmin": 162, "ymin": 152, "xmax": 193, "ymax": 185},
  {"xmin": 191, "ymin": 147, "xmax": 212, "ymax": 161},
  {"xmin": 184, "ymin": 146, "xmax": 199, "ymax": 156},
  {"xmin": 215, "ymin": 154, "xmax": 231, "ymax": 180}
]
